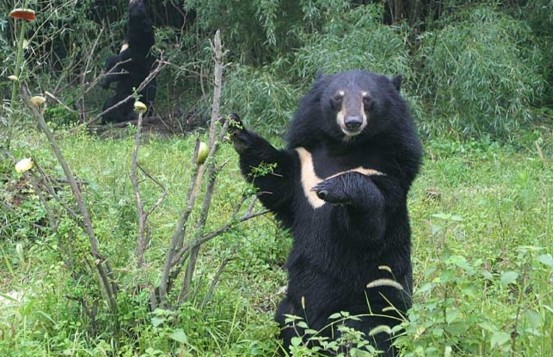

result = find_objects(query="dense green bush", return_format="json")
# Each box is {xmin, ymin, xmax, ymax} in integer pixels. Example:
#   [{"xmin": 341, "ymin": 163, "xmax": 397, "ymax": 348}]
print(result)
[
  {"xmin": 292, "ymin": 5, "xmax": 413, "ymax": 84},
  {"xmin": 221, "ymin": 4, "xmax": 420, "ymax": 137},
  {"xmin": 222, "ymin": 65, "xmax": 300, "ymax": 137},
  {"xmin": 417, "ymin": 6, "xmax": 545, "ymax": 138}
]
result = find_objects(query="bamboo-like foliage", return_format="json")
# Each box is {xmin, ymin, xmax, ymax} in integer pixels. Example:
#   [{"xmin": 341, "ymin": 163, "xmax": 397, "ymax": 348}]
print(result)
[{"xmin": 418, "ymin": 6, "xmax": 545, "ymax": 137}]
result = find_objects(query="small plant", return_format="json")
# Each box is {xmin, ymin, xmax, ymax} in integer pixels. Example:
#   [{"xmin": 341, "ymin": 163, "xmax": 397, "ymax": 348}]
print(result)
[
  {"xmin": 250, "ymin": 162, "xmax": 279, "ymax": 179},
  {"xmin": 283, "ymin": 310, "xmax": 401, "ymax": 356},
  {"xmin": 8, "ymin": 7, "xmax": 36, "ymax": 110}
]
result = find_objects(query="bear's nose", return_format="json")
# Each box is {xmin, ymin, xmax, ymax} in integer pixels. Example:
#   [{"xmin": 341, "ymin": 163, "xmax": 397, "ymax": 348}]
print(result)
[{"xmin": 344, "ymin": 116, "xmax": 362, "ymax": 130}]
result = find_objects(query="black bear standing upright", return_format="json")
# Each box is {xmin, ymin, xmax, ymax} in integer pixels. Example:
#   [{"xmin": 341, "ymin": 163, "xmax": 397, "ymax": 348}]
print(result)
[
  {"xmin": 229, "ymin": 70, "xmax": 422, "ymax": 355},
  {"xmin": 100, "ymin": 0, "xmax": 156, "ymax": 123}
]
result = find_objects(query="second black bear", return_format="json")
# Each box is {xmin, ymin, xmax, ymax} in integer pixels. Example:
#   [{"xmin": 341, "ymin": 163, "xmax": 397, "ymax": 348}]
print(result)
[
  {"xmin": 229, "ymin": 70, "xmax": 422, "ymax": 355},
  {"xmin": 100, "ymin": 0, "xmax": 156, "ymax": 123}
]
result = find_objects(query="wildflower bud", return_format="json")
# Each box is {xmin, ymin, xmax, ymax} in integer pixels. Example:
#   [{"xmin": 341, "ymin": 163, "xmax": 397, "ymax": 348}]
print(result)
[{"xmin": 8, "ymin": 75, "xmax": 19, "ymax": 81}]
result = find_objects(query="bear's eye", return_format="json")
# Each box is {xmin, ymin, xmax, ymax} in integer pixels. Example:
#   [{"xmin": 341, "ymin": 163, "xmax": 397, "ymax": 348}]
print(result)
[
  {"xmin": 331, "ymin": 94, "xmax": 343, "ymax": 108},
  {"xmin": 362, "ymin": 95, "xmax": 373, "ymax": 108}
]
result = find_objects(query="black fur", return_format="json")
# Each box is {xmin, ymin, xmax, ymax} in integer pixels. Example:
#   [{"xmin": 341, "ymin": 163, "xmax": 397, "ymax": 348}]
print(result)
[
  {"xmin": 100, "ymin": 0, "xmax": 156, "ymax": 123},
  {"xmin": 229, "ymin": 70, "xmax": 422, "ymax": 355}
]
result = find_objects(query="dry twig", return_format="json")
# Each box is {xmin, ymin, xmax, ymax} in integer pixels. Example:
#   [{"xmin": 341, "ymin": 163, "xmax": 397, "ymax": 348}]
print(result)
[
  {"xmin": 130, "ymin": 109, "xmax": 147, "ymax": 268},
  {"xmin": 78, "ymin": 56, "xmax": 167, "ymax": 127},
  {"xmin": 150, "ymin": 30, "xmax": 267, "ymax": 311},
  {"xmin": 23, "ymin": 87, "xmax": 118, "ymax": 314}
]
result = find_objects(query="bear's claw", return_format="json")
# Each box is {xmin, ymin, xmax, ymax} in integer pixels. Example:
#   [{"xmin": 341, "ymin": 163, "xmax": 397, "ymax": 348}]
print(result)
[
  {"xmin": 224, "ymin": 113, "xmax": 252, "ymax": 154},
  {"xmin": 312, "ymin": 178, "xmax": 350, "ymax": 205}
]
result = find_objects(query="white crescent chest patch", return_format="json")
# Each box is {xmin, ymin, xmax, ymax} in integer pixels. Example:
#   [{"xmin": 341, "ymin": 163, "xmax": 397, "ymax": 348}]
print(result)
[{"xmin": 295, "ymin": 147, "xmax": 385, "ymax": 209}]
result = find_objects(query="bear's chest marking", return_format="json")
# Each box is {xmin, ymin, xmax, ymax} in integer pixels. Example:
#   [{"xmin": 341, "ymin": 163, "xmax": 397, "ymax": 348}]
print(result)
[{"xmin": 295, "ymin": 147, "xmax": 385, "ymax": 209}]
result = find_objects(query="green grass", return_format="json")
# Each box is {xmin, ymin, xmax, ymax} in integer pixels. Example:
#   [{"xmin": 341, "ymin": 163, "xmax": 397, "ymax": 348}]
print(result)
[{"xmin": 0, "ymin": 128, "xmax": 551, "ymax": 356}]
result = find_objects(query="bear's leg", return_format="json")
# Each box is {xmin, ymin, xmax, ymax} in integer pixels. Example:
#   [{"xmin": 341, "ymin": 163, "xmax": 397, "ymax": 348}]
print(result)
[
  {"xmin": 275, "ymin": 298, "xmax": 297, "ymax": 355},
  {"xmin": 102, "ymin": 88, "xmax": 135, "ymax": 123}
]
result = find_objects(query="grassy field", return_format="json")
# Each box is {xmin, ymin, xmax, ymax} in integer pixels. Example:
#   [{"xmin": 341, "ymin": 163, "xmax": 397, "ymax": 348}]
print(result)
[{"xmin": 0, "ymin": 127, "xmax": 552, "ymax": 356}]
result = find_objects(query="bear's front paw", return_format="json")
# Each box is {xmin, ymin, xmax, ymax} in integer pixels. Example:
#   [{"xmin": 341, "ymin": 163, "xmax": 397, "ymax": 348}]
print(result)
[
  {"xmin": 312, "ymin": 176, "xmax": 350, "ymax": 205},
  {"xmin": 224, "ymin": 113, "xmax": 252, "ymax": 153}
]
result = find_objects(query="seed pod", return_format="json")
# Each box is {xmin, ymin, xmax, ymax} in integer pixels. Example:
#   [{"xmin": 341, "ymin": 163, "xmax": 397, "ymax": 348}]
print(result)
[
  {"xmin": 197, "ymin": 142, "xmax": 209, "ymax": 165},
  {"xmin": 15, "ymin": 158, "xmax": 34, "ymax": 173},
  {"xmin": 30, "ymin": 96, "xmax": 46, "ymax": 107},
  {"xmin": 134, "ymin": 101, "xmax": 147, "ymax": 113}
]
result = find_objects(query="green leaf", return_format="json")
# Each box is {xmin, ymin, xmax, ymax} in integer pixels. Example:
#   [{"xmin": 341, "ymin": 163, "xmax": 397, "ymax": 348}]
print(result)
[
  {"xmin": 500, "ymin": 271, "xmax": 519, "ymax": 285},
  {"xmin": 445, "ymin": 308, "xmax": 459, "ymax": 324},
  {"xmin": 524, "ymin": 309, "xmax": 542, "ymax": 329},
  {"xmin": 445, "ymin": 322, "xmax": 469, "ymax": 335},
  {"xmin": 479, "ymin": 321, "xmax": 497, "ymax": 333},
  {"xmin": 169, "ymin": 329, "xmax": 187, "ymax": 344},
  {"xmin": 416, "ymin": 282, "xmax": 435, "ymax": 294},
  {"xmin": 151, "ymin": 317, "xmax": 164, "ymax": 328},
  {"xmin": 448, "ymin": 255, "xmax": 474, "ymax": 273},
  {"xmin": 482, "ymin": 271, "xmax": 493, "ymax": 280},
  {"xmin": 351, "ymin": 348, "xmax": 373, "ymax": 357},
  {"xmin": 536, "ymin": 254, "xmax": 552, "ymax": 267},
  {"xmin": 431, "ymin": 213, "xmax": 464, "ymax": 221},
  {"xmin": 491, "ymin": 331, "xmax": 511, "ymax": 348},
  {"xmin": 290, "ymin": 336, "xmax": 303, "ymax": 347}
]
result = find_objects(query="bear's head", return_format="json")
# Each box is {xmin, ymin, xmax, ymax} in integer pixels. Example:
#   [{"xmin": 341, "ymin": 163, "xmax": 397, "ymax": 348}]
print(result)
[{"xmin": 287, "ymin": 70, "xmax": 409, "ymax": 148}]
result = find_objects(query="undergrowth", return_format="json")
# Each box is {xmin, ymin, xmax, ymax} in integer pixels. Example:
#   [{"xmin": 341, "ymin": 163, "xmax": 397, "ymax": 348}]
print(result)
[{"xmin": 0, "ymin": 128, "xmax": 551, "ymax": 356}]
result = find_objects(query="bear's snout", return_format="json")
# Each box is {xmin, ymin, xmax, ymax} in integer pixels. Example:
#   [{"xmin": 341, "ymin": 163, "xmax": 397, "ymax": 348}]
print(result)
[{"xmin": 344, "ymin": 116, "xmax": 363, "ymax": 130}]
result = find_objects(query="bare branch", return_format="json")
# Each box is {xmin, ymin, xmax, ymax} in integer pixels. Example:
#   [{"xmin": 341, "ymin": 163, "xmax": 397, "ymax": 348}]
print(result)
[
  {"xmin": 44, "ymin": 91, "xmax": 77, "ymax": 113},
  {"xmin": 152, "ymin": 30, "xmax": 263, "ymax": 310},
  {"xmin": 85, "ymin": 58, "xmax": 132, "ymax": 95},
  {"xmin": 130, "ymin": 111, "xmax": 148, "ymax": 269},
  {"xmin": 178, "ymin": 30, "xmax": 226, "ymax": 304},
  {"xmin": 200, "ymin": 255, "xmax": 234, "ymax": 309},
  {"xmin": 156, "ymin": 139, "xmax": 203, "ymax": 308},
  {"xmin": 81, "ymin": 57, "xmax": 167, "ymax": 127},
  {"xmin": 137, "ymin": 164, "xmax": 168, "ymax": 219},
  {"xmin": 23, "ymin": 87, "xmax": 118, "ymax": 314}
]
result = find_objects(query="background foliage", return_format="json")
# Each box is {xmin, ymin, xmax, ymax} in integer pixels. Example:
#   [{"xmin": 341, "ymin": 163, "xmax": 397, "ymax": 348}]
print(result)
[
  {"xmin": 1, "ymin": 0, "xmax": 551, "ymax": 139},
  {"xmin": 0, "ymin": 0, "xmax": 552, "ymax": 356}
]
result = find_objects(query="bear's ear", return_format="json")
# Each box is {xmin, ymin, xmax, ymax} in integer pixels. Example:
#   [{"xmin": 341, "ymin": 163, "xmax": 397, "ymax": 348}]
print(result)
[
  {"xmin": 315, "ymin": 70, "xmax": 326, "ymax": 82},
  {"xmin": 391, "ymin": 75, "xmax": 402, "ymax": 92}
]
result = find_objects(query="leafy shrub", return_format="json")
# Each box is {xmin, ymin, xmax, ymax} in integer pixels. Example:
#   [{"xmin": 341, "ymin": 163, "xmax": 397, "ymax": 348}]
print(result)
[
  {"xmin": 222, "ymin": 4, "xmax": 420, "ymax": 138},
  {"xmin": 283, "ymin": 311, "xmax": 393, "ymax": 356},
  {"xmin": 396, "ymin": 248, "xmax": 552, "ymax": 356},
  {"xmin": 291, "ymin": 4, "xmax": 425, "ymax": 120},
  {"xmin": 223, "ymin": 64, "xmax": 301, "ymax": 137},
  {"xmin": 417, "ymin": 6, "xmax": 545, "ymax": 139},
  {"xmin": 292, "ymin": 4, "xmax": 413, "ymax": 84}
]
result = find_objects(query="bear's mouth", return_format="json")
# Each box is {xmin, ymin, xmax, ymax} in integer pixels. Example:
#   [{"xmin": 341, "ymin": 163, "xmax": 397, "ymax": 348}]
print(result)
[{"xmin": 341, "ymin": 126, "xmax": 364, "ymax": 137}]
